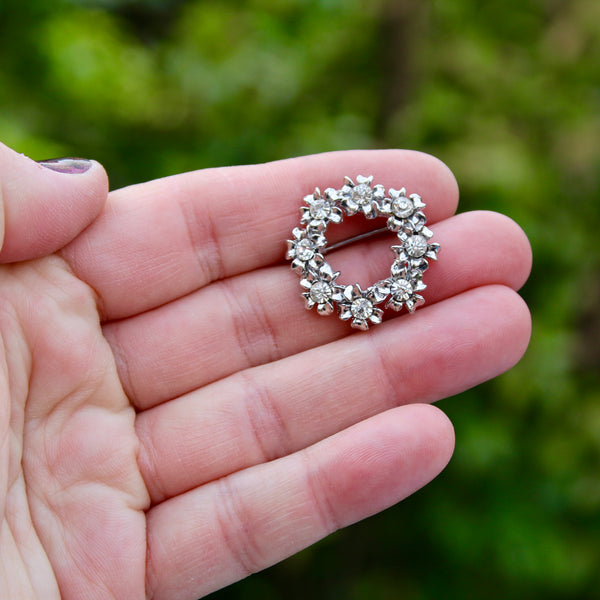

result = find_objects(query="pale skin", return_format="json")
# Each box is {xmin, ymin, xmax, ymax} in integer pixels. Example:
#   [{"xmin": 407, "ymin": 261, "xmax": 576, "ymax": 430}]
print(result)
[{"xmin": 0, "ymin": 142, "xmax": 532, "ymax": 599}]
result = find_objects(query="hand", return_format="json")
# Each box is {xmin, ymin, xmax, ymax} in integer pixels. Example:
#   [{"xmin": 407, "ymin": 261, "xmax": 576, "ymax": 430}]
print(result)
[{"xmin": 0, "ymin": 144, "xmax": 532, "ymax": 599}]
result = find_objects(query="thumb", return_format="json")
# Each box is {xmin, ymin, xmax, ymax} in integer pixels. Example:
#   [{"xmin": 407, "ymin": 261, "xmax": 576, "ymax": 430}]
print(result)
[{"xmin": 0, "ymin": 141, "xmax": 109, "ymax": 262}]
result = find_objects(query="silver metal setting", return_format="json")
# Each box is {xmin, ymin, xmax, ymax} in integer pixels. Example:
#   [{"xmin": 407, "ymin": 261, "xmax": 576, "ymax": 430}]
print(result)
[{"xmin": 286, "ymin": 175, "xmax": 439, "ymax": 330}]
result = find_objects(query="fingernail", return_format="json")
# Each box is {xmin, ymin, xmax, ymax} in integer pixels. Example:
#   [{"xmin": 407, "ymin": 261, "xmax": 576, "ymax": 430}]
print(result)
[{"xmin": 38, "ymin": 158, "xmax": 93, "ymax": 174}]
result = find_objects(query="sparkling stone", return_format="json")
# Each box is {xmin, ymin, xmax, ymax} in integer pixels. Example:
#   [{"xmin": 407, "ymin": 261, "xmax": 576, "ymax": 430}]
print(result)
[
  {"xmin": 309, "ymin": 281, "xmax": 332, "ymax": 303},
  {"xmin": 391, "ymin": 195, "xmax": 413, "ymax": 218},
  {"xmin": 389, "ymin": 279, "xmax": 413, "ymax": 301},
  {"xmin": 405, "ymin": 235, "xmax": 428, "ymax": 258},
  {"xmin": 352, "ymin": 183, "xmax": 373, "ymax": 206},
  {"xmin": 309, "ymin": 198, "xmax": 331, "ymax": 220},
  {"xmin": 295, "ymin": 239, "xmax": 315, "ymax": 261},
  {"xmin": 351, "ymin": 297, "xmax": 374, "ymax": 320}
]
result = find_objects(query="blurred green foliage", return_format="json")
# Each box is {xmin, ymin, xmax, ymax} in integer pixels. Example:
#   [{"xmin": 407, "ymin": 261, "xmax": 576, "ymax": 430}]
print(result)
[{"xmin": 1, "ymin": 0, "xmax": 599, "ymax": 598}]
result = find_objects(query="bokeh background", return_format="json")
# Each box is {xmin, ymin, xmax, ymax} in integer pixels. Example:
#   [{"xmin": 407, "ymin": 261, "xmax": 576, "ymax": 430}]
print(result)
[{"xmin": 1, "ymin": 0, "xmax": 599, "ymax": 598}]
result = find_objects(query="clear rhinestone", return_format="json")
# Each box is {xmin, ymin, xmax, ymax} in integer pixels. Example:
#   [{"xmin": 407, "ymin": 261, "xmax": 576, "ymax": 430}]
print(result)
[
  {"xmin": 309, "ymin": 281, "xmax": 332, "ymax": 303},
  {"xmin": 389, "ymin": 279, "xmax": 412, "ymax": 301},
  {"xmin": 295, "ymin": 239, "xmax": 315, "ymax": 261},
  {"xmin": 351, "ymin": 297, "xmax": 374, "ymax": 320},
  {"xmin": 391, "ymin": 196, "xmax": 413, "ymax": 218},
  {"xmin": 352, "ymin": 183, "xmax": 373, "ymax": 206},
  {"xmin": 405, "ymin": 235, "xmax": 428, "ymax": 258},
  {"xmin": 309, "ymin": 198, "xmax": 331, "ymax": 220}
]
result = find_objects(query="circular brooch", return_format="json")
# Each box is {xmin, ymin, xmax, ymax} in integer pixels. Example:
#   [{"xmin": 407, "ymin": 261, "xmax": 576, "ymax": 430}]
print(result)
[{"xmin": 286, "ymin": 175, "xmax": 440, "ymax": 330}]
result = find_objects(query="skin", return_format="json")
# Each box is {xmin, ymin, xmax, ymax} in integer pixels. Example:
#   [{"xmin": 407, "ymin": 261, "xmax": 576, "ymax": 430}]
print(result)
[{"xmin": 0, "ymin": 143, "xmax": 532, "ymax": 599}]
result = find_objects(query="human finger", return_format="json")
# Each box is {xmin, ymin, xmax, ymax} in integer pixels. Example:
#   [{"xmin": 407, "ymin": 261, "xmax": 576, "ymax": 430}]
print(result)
[
  {"xmin": 61, "ymin": 149, "xmax": 458, "ymax": 320},
  {"xmin": 108, "ymin": 210, "xmax": 531, "ymax": 409},
  {"xmin": 0, "ymin": 142, "xmax": 108, "ymax": 262},
  {"xmin": 136, "ymin": 284, "xmax": 530, "ymax": 504},
  {"xmin": 144, "ymin": 403, "xmax": 454, "ymax": 600}
]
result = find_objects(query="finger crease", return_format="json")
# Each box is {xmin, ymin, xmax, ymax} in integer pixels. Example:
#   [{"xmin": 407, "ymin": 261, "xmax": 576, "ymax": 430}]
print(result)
[
  {"xmin": 177, "ymin": 196, "xmax": 224, "ymax": 286},
  {"xmin": 218, "ymin": 277, "xmax": 281, "ymax": 368},
  {"xmin": 239, "ymin": 370, "xmax": 291, "ymax": 462},
  {"xmin": 366, "ymin": 331, "xmax": 404, "ymax": 408},
  {"xmin": 214, "ymin": 477, "xmax": 263, "ymax": 576},
  {"xmin": 301, "ymin": 451, "xmax": 342, "ymax": 533}
]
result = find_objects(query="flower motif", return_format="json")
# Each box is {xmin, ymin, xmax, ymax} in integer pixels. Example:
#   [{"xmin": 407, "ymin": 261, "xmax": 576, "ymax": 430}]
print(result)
[
  {"xmin": 334, "ymin": 283, "xmax": 387, "ymax": 330},
  {"xmin": 286, "ymin": 227, "xmax": 326, "ymax": 274},
  {"xmin": 300, "ymin": 187, "xmax": 343, "ymax": 232},
  {"xmin": 379, "ymin": 187, "xmax": 427, "ymax": 233},
  {"xmin": 392, "ymin": 228, "xmax": 440, "ymax": 274},
  {"xmin": 299, "ymin": 263, "xmax": 340, "ymax": 316},
  {"xmin": 338, "ymin": 175, "xmax": 385, "ymax": 219},
  {"xmin": 376, "ymin": 266, "xmax": 427, "ymax": 313}
]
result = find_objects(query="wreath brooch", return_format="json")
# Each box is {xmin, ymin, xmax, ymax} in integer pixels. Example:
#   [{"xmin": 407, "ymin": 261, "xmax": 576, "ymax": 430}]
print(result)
[{"xmin": 286, "ymin": 175, "xmax": 440, "ymax": 330}]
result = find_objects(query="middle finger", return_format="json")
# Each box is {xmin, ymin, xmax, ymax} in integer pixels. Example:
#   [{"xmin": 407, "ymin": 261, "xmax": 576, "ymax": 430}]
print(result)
[{"xmin": 105, "ymin": 210, "xmax": 531, "ymax": 410}]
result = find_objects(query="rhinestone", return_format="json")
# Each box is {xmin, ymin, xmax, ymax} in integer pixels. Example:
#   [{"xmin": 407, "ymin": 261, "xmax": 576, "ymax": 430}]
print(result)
[
  {"xmin": 352, "ymin": 183, "xmax": 373, "ymax": 206},
  {"xmin": 309, "ymin": 198, "xmax": 331, "ymax": 220},
  {"xmin": 351, "ymin": 297, "xmax": 374, "ymax": 320},
  {"xmin": 405, "ymin": 235, "xmax": 428, "ymax": 258},
  {"xmin": 295, "ymin": 239, "xmax": 315, "ymax": 261},
  {"xmin": 391, "ymin": 196, "xmax": 413, "ymax": 218},
  {"xmin": 309, "ymin": 281, "xmax": 332, "ymax": 303},
  {"xmin": 389, "ymin": 279, "xmax": 412, "ymax": 301}
]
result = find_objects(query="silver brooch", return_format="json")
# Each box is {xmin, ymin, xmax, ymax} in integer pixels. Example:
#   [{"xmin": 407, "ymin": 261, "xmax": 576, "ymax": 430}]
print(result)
[{"xmin": 286, "ymin": 175, "xmax": 439, "ymax": 330}]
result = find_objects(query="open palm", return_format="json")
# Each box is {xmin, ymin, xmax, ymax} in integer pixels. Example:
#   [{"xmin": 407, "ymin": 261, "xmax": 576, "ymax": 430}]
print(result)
[{"xmin": 0, "ymin": 146, "xmax": 531, "ymax": 599}]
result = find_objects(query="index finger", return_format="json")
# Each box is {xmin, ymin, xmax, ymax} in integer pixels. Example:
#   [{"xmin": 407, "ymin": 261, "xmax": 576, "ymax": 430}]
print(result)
[{"xmin": 61, "ymin": 149, "xmax": 458, "ymax": 320}]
